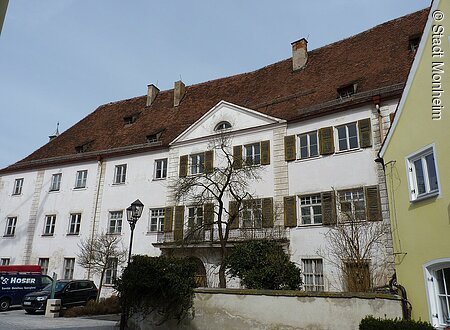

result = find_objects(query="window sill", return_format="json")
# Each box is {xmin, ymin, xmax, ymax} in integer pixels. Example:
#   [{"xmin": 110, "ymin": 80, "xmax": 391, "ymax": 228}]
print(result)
[
  {"xmin": 42, "ymin": 234, "xmax": 55, "ymax": 237},
  {"xmin": 295, "ymin": 155, "xmax": 321, "ymax": 163},
  {"xmin": 48, "ymin": 189, "xmax": 61, "ymax": 193},
  {"xmin": 146, "ymin": 231, "xmax": 163, "ymax": 235},
  {"xmin": 111, "ymin": 182, "xmax": 126, "ymax": 186},
  {"xmin": 297, "ymin": 223, "xmax": 323, "ymax": 228},
  {"xmin": 73, "ymin": 187, "xmax": 87, "ymax": 191},
  {"xmin": 2, "ymin": 235, "xmax": 15, "ymax": 238},
  {"xmin": 152, "ymin": 177, "xmax": 167, "ymax": 181},
  {"xmin": 410, "ymin": 190, "xmax": 439, "ymax": 203},
  {"xmin": 106, "ymin": 232, "xmax": 122, "ymax": 236},
  {"xmin": 334, "ymin": 148, "xmax": 363, "ymax": 156},
  {"xmin": 11, "ymin": 193, "xmax": 22, "ymax": 197},
  {"xmin": 66, "ymin": 233, "xmax": 80, "ymax": 236}
]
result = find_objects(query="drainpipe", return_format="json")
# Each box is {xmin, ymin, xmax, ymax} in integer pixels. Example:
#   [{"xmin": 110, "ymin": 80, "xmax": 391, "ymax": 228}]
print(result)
[{"xmin": 389, "ymin": 273, "xmax": 412, "ymax": 320}]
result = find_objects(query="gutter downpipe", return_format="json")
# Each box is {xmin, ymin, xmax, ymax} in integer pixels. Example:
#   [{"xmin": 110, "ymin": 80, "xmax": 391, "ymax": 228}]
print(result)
[{"xmin": 389, "ymin": 273, "xmax": 412, "ymax": 320}]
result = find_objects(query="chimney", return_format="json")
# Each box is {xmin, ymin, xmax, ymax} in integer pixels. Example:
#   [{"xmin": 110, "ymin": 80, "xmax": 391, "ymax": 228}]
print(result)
[
  {"xmin": 291, "ymin": 38, "xmax": 308, "ymax": 71},
  {"xmin": 173, "ymin": 80, "xmax": 185, "ymax": 107},
  {"xmin": 146, "ymin": 84, "xmax": 159, "ymax": 106}
]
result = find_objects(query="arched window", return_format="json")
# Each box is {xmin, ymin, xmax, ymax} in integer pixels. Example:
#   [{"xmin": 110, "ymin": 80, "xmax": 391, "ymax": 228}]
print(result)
[
  {"xmin": 214, "ymin": 121, "xmax": 232, "ymax": 131},
  {"xmin": 425, "ymin": 260, "xmax": 450, "ymax": 327}
]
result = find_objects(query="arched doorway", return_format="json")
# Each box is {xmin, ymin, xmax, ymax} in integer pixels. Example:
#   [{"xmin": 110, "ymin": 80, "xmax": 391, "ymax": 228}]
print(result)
[{"xmin": 189, "ymin": 257, "xmax": 207, "ymax": 288}]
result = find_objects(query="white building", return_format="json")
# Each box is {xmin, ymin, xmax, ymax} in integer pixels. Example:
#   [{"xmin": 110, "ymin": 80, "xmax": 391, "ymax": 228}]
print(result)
[{"xmin": 0, "ymin": 9, "xmax": 428, "ymax": 294}]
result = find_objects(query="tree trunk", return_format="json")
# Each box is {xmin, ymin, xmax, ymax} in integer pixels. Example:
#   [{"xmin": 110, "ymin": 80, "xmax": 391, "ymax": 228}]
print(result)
[
  {"xmin": 218, "ymin": 245, "xmax": 227, "ymax": 288},
  {"xmin": 98, "ymin": 268, "xmax": 106, "ymax": 301}
]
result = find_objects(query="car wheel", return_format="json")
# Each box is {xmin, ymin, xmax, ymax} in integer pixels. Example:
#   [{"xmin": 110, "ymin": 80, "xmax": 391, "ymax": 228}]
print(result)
[
  {"xmin": 0, "ymin": 298, "xmax": 10, "ymax": 312},
  {"xmin": 25, "ymin": 309, "xmax": 35, "ymax": 314}
]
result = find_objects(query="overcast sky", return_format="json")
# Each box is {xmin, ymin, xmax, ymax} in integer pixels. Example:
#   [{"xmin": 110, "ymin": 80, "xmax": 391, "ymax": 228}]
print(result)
[{"xmin": 0, "ymin": 0, "xmax": 430, "ymax": 169}]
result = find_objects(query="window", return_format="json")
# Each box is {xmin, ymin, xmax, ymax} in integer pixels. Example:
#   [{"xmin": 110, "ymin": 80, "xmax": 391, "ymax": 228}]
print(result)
[
  {"xmin": 146, "ymin": 131, "xmax": 162, "ymax": 143},
  {"xmin": 407, "ymin": 147, "xmax": 439, "ymax": 201},
  {"xmin": 75, "ymin": 170, "xmax": 88, "ymax": 189},
  {"xmin": 339, "ymin": 188, "xmax": 365, "ymax": 221},
  {"xmin": 0, "ymin": 258, "xmax": 10, "ymax": 266},
  {"xmin": 68, "ymin": 213, "xmax": 81, "ymax": 235},
  {"xmin": 214, "ymin": 121, "xmax": 232, "ymax": 131},
  {"xmin": 149, "ymin": 208, "xmax": 165, "ymax": 232},
  {"xmin": 300, "ymin": 195, "xmax": 322, "ymax": 225},
  {"xmin": 409, "ymin": 35, "xmax": 421, "ymax": 52},
  {"xmin": 242, "ymin": 199, "xmax": 262, "ymax": 228},
  {"xmin": 337, "ymin": 122, "xmax": 358, "ymax": 151},
  {"xmin": 302, "ymin": 259, "xmax": 324, "ymax": 291},
  {"xmin": 63, "ymin": 258, "xmax": 75, "ymax": 280},
  {"xmin": 12, "ymin": 178, "xmax": 24, "ymax": 195},
  {"xmin": 190, "ymin": 153, "xmax": 205, "ymax": 175},
  {"xmin": 337, "ymin": 83, "xmax": 357, "ymax": 98},
  {"xmin": 435, "ymin": 268, "xmax": 450, "ymax": 325},
  {"xmin": 75, "ymin": 140, "xmax": 93, "ymax": 153},
  {"xmin": 123, "ymin": 113, "xmax": 140, "ymax": 125},
  {"xmin": 43, "ymin": 215, "xmax": 56, "ymax": 236},
  {"xmin": 108, "ymin": 211, "xmax": 123, "ymax": 234},
  {"xmin": 299, "ymin": 131, "xmax": 318, "ymax": 159},
  {"xmin": 427, "ymin": 263, "xmax": 450, "ymax": 327},
  {"xmin": 187, "ymin": 206, "xmax": 204, "ymax": 240},
  {"xmin": 244, "ymin": 143, "xmax": 261, "ymax": 166},
  {"xmin": 39, "ymin": 258, "xmax": 49, "ymax": 275},
  {"xmin": 4, "ymin": 217, "xmax": 17, "ymax": 237},
  {"xmin": 105, "ymin": 258, "xmax": 118, "ymax": 285},
  {"xmin": 154, "ymin": 159, "xmax": 168, "ymax": 179},
  {"xmin": 50, "ymin": 173, "xmax": 62, "ymax": 191},
  {"xmin": 114, "ymin": 164, "xmax": 127, "ymax": 184}
]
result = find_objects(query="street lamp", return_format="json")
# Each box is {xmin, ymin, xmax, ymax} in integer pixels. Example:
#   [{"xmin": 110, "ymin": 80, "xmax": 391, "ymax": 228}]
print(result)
[{"xmin": 126, "ymin": 199, "xmax": 144, "ymax": 264}]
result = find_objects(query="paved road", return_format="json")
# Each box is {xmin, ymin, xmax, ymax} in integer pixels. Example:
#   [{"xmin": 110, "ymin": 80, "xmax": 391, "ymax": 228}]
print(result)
[{"xmin": 0, "ymin": 308, "xmax": 119, "ymax": 329}]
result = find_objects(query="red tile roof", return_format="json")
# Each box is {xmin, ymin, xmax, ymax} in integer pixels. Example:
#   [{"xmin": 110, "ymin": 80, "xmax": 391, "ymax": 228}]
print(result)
[{"xmin": 1, "ymin": 8, "xmax": 428, "ymax": 173}]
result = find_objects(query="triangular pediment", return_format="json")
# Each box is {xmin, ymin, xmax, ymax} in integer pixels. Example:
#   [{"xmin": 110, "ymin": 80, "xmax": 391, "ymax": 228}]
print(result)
[{"xmin": 171, "ymin": 101, "xmax": 285, "ymax": 145}]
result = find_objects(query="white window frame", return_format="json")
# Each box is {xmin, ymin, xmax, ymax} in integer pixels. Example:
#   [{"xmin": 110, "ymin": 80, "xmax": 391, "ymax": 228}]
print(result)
[
  {"xmin": 214, "ymin": 121, "xmax": 232, "ymax": 131},
  {"xmin": 68, "ymin": 213, "xmax": 81, "ymax": 235},
  {"xmin": 149, "ymin": 208, "xmax": 165, "ymax": 233},
  {"xmin": 298, "ymin": 131, "xmax": 319, "ymax": 159},
  {"xmin": 302, "ymin": 258, "xmax": 325, "ymax": 291},
  {"xmin": 108, "ymin": 211, "xmax": 123, "ymax": 234},
  {"xmin": 190, "ymin": 153, "xmax": 205, "ymax": 175},
  {"xmin": 154, "ymin": 159, "xmax": 168, "ymax": 180},
  {"xmin": 105, "ymin": 258, "xmax": 118, "ymax": 285},
  {"xmin": 424, "ymin": 259, "xmax": 450, "ymax": 328},
  {"xmin": 406, "ymin": 145, "xmax": 440, "ymax": 202},
  {"xmin": 336, "ymin": 122, "xmax": 359, "ymax": 152},
  {"xmin": 5, "ymin": 217, "xmax": 17, "ymax": 237},
  {"xmin": 43, "ymin": 215, "xmax": 56, "ymax": 236},
  {"xmin": 299, "ymin": 194, "xmax": 322, "ymax": 225},
  {"xmin": 12, "ymin": 178, "xmax": 24, "ymax": 195},
  {"xmin": 244, "ymin": 142, "xmax": 261, "ymax": 166},
  {"xmin": 63, "ymin": 258, "xmax": 75, "ymax": 280},
  {"xmin": 38, "ymin": 258, "xmax": 49, "ymax": 275},
  {"xmin": 75, "ymin": 170, "xmax": 88, "ymax": 189},
  {"xmin": 0, "ymin": 258, "xmax": 10, "ymax": 266},
  {"xmin": 50, "ymin": 173, "xmax": 62, "ymax": 191},
  {"xmin": 338, "ymin": 188, "xmax": 366, "ymax": 221},
  {"xmin": 241, "ymin": 199, "xmax": 262, "ymax": 229},
  {"xmin": 114, "ymin": 164, "xmax": 127, "ymax": 184}
]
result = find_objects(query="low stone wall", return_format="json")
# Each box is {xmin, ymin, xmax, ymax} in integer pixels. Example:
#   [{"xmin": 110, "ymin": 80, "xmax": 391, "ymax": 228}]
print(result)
[{"xmin": 131, "ymin": 288, "xmax": 403, "ymax": 330}]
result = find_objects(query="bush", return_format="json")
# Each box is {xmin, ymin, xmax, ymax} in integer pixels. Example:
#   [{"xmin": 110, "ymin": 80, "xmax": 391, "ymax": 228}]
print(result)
[
  {"xmin": 115, "ymin": 255, "xmax": 197, "ymax": 325},
  {"xmin": 226, "ymin": 240, "xmax": 302, "ymax": 290},
  {"xmin": 359, "ymin": 316, "xmax": 434, "ymax": 330},
  {"xmin": 62, "ymin": 295, "xmax": 120, "ymax": 317}
]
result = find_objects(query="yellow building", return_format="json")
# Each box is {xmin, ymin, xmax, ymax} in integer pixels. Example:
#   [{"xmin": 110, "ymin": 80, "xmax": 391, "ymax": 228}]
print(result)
[{"xmin": 380, "ymin": 0, "xmax": 450, "ymax": 327}]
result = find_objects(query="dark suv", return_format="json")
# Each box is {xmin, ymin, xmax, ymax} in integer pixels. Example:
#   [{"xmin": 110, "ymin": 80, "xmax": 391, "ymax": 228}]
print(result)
[{"xmin": 22, "ymin": 279, "xmax": 98, "ymax": 313}]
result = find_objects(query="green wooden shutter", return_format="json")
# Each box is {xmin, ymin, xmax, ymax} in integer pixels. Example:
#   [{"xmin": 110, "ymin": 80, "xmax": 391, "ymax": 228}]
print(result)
[
  {"xmin": 358, "ymin": 118, "xmax": 372, "ymax": 148},
  {"xmin": 262, "ymin": 197, "xmax": 274, "ymax": 228},
  {"xmin": 319, "ymin": 127, "xmax": 334, "ymax": 155},
  {"xmin": 284, "ymin": 135, "xmax": 296, "ymax": 161},
  {"xmin": 204, "ymin": 150, "xmax": 214, "ymax": 173},
  {"xmin": 283, "ymin": 196, "xmax": 297, "ymax": 227},
  {"xmin": 164, "ymin": 207, "xmax": 173, "ymax": 233},
  {"xmin": 365, "ymin": 185, "xmax": 382, "ymax": 221},
  {"xmin": 179, "ymin": 155, "xmax": 188, "ymax": 177},
  {"xmin": 228, "ymin": 201, "xmax": 239, "ymax": 229},
  {"xmin": 321, "ymin": 191, "xmax": 337, "ymax": 225},
  {"xmin": 261, "ymin": 140, "xmax": 271, "ymax": 165},
  {"xmin": 233, "ymin": 146, "xmax": 242, "ymax": 169},
  {"xmin": 204, "ymin": 203, "xmax": 215, "ymax": 229},
  {"xmin": 174, "ymin": 206, "xmax": 185, "ymax": 241}
]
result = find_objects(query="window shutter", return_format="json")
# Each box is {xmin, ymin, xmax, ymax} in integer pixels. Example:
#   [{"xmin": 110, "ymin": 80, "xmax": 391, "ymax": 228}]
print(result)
[
  {"xmin": 389, "ymin": 112, "xmax": 395, "ymax": 124},
  {"xmin": 228, "ymin": 201, "xmax": 239, "ymax": 229},
  {"xmin": 164, "ymin": 207, "xmax": 173, "ymax": 233},
  {"xmin": 233, "ymin": 146, "xmax": 242, "ymax": 169},
  {"xmin": 262, "ymin": 197, "xmax": 274, "ymax": 228},
  {"xmin": 284, "ymin": 135, "xmax": 296, "ymax": 161},
  {"xmin": 179, "ymin": 155, "xmax": 188, "ymax": 177},
  {"xmin": 321, "ymin": 191, "xmax": 337, "ymax": 225},
  {"xmin": 319, "ymin": 127, "xmax": 334, "ymax": 155},
  {"xmin": 204, "ymin": 203, "xmax": 215, "ymax": 229},
  {"xmin": 204, "ymin": 150, "xmax": 214, "ymax": 173},
  {"xmin": 261, "ymin": 140, "xmax": 271, "ymax": 165},
  {"xmin": 174, "ymin": 206, "xmax": 184, "ymax": 241},
  {"xmin": 358, "ymin": 118, "xmax": 372, "ymax": 148},
  {"xmin": 283, "ymin": 196, "xmax": 297, "ymax": 227},
  {"xmin": 365, "ymin": 186, "xmax": 382, "ymax": 221}
]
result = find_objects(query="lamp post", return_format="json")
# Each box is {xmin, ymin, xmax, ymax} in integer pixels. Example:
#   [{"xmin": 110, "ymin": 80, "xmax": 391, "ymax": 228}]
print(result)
[{"xmin": 126, "ymin": 199, "xmax": 144, "ymax": 265}]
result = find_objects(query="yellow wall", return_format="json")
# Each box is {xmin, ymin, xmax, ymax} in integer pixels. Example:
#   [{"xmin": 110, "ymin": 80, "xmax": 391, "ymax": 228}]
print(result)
[{"xmin": 384, "ymin": 0, "xmax": 450, "ymax": 322}]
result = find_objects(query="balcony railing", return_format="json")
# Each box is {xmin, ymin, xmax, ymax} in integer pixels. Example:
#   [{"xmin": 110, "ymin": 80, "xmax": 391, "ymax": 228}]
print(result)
[{"xmin": 156, "ymin": 225, "xmax": 288, "ymax": 245}]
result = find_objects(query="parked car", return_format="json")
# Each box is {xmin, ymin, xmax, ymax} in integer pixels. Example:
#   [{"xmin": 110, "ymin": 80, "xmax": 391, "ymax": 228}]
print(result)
[
  {"xmin": 22, "ymin": 279, "xmax": 98, "ymax": 314},
  {"xmin": 0, "ymin": 266, "xmax": 52, "ymax": 312}
]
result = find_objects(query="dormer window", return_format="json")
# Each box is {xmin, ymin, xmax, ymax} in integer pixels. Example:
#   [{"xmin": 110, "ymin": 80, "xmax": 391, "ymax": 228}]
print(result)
[
  {"xmin": 75, "ymin": 141, "xmax": 93, "ymax": 153},
  {"xmin": 409, "ymin": 35, "xmax": 421, "ymax": 52},
  {"xmin": 337, "ymin": 83, "xmax": 357, "ymax": 99},
  {"xmin": 123, "ymin": 113, "xmax": 140, "ymax": 126},
  {"xmin": 146, "ymin": 131, "xmax": 163, "ymax": 144},
  {"xmin": 215, "ymin": 121, "xmax": 232, "ymax": 131}
]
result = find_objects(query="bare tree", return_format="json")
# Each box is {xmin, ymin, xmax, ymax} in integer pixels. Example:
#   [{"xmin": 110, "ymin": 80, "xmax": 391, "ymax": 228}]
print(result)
[
  {"xmin": 77, "ymin": 233, "xmax": 128, "ymax": 298},
  {"xmin": 171, "ymin": 134, "xmax": 264, "ymax": 288}
]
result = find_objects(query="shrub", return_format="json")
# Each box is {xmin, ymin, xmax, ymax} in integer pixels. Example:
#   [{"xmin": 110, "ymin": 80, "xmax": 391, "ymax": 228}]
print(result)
[
  {"xmin": 226, "ymin": 240, "xmax": 302, "ymax": 290},
  {"xmin": 359, "ymin": 316, "xmax": 434, "ymax": 330},
  {"xmin": 115, "ymin": 255, "xmax": 197, "ymax": 325},
  {"xmin": 62, "ymin": 295, "xmax": 120, "ymax": 317}
]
